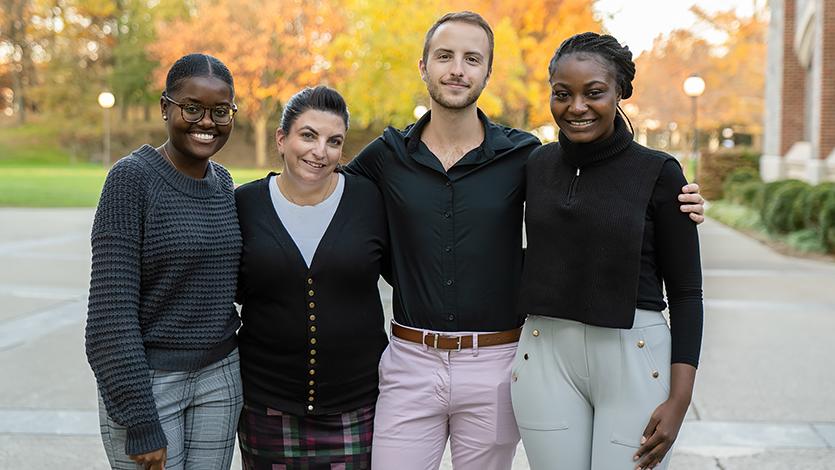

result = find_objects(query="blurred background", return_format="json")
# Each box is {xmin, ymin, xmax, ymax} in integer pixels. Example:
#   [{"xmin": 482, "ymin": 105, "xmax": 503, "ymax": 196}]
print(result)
[
  {"xmin": 2, "ymin": 0, "xmax": 794, "ymax": 217},
  {"xmin": 5, "ymin": 0, "xmax": 832, "ymax": 255}
]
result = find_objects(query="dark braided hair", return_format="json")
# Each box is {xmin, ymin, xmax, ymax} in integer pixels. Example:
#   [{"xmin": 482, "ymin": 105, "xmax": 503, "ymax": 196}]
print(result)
[
  {"xmin": 280, "ymin": 85, "xmax": 350, "ymax": 134},
  {"xmin": 165, "ymin": 53, "xmax": 234, "ymax": 97},
  {"xmin": 549, "ymin": 32, "xmax": 636, "ymax": 131}
]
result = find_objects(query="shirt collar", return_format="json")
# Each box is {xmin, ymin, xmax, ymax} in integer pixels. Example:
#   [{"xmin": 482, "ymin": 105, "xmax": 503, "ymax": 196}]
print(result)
[{"xmin": 404, "ymin": 108, "xmax": 516, "ymax": 159}]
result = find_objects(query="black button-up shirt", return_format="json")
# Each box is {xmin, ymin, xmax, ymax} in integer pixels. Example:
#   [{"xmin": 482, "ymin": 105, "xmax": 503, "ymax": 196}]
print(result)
[{"xmin": 347, "ymin": 110, "xmax": 540, "ymax": 332}]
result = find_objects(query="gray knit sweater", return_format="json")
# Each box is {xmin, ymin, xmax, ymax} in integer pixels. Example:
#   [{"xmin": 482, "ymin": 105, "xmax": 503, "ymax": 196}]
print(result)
[{"xmin": 85, "ymin": 145, "xmax": 242, "ymax": 455}]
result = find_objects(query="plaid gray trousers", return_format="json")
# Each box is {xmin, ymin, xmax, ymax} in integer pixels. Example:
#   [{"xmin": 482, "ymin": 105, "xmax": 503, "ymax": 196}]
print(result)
[{"xmin": 98, "ymin": 348, "xmax": 243, "ymax": 470}]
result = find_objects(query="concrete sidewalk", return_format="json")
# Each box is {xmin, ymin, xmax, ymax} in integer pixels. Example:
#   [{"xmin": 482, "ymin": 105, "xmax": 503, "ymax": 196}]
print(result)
[{"xmin": 0, "ymin": 209, "xmax": 833, "ymax": 469}]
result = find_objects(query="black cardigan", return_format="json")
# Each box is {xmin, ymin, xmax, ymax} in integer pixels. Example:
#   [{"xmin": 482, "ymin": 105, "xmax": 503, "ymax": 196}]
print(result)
[
  {"xmin": 519, "ymin": 118, "xmax": 703, "ymax": 366},
  {"xmin": 235, "ymin": 173, "xmax": 389, "ymax": 415}
]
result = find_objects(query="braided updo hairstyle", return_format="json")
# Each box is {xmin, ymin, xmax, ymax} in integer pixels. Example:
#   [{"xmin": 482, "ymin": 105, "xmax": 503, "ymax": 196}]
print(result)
[
  {"xmin": 548, "ymin": 32, "xmax": 635, "ymax": 130},
  {"xmin": 165, "ymin": 53, "xmax": 235, "ymax": 97}
]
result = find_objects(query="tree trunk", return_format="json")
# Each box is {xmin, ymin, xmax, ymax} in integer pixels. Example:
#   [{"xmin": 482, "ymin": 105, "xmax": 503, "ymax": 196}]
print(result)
[
  {"xmin": 121, "ymin": 94, "xmax": 130, "ymax": 121},
  {"xmin": 6, "ymin": 0, "xmax": 28, "ymax": 124},
  {"xmin": 254, "ymin": 114, "xmax": 269, "ymax": 168}
]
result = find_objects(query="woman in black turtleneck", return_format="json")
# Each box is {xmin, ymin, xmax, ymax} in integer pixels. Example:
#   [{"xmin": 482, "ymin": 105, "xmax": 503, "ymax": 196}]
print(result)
[{"xmin": 510, "ymin": 33, "xmax": 703, "ymax": 470}]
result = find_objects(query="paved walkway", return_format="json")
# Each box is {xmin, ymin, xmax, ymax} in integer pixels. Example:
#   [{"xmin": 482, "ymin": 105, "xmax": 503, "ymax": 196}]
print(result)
[{"xmin": 0, "ymin": 208, "xmax": 833, "ymax": 469}]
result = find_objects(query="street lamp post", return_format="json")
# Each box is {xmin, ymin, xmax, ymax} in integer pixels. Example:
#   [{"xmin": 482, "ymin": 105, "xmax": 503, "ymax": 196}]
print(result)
[
  {"xmin": 97, "ymin": 92, "xmax": 115, "ymax": 167},
  {"xmin": 413, "ymin": 105, "xmax": 428, "ymax": 120},
  {"xmin": 682, "ymin": 75, "xmax": 705, "ymax": 181}
]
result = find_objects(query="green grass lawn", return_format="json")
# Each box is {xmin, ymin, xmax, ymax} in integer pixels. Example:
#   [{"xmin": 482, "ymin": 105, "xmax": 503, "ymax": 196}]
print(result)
[
  {"xmin": 1, "ymin": 120, "xmax": 273, "ymax": 207},
  {"xmin": 0, "ymin": 165, "xmax": 268, "ymax": 207}
]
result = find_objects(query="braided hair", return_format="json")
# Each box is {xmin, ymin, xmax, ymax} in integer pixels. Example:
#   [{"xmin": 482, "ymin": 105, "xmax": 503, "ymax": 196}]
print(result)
[
  {"xmin": 165, "ymin": 53, "xmax": 235, "ymax": 97},
  {"xmin": 549, "ymin": 32, "xmax": 635, "ymax": 130}
]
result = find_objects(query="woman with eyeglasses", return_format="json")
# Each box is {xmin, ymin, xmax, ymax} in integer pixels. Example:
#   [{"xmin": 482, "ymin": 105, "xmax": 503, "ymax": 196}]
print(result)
[{"xmin": 86, "ymin": 53, "xmax": 243, "ymax": 470}]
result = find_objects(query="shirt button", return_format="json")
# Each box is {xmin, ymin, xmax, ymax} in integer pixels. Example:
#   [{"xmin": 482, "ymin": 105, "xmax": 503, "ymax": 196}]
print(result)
[
  {"xmin": 445, "ymin": 181, "xmax": 451, "ymax": 187},
  {"xmin": 308, "ymin": 290, "xmax": 315, "ymax": 297},
  {"xmin": 309, "ymin": 302, "xmax": 315, "ymax": 309},
  {"xmin": 308, "ymin": 396, "xmax": 314, "ymax": 402},
  {"xmin": 307, "ymin": 278, "xmax": 314, "ymax": 285},
  {"xmin": 309, "ymin": 369, "xmax": 316, "ymax": 376},
  {"xmin": 444, "ymin": 246, "xmax": 452, "ymax": 253},
  {"xmin": 447, "ymin": 314, "xmax": 455, "ymax": 321},
  {"xmin": 310, "ymin": 326, "xmax": 317, "ymax": 333},
  {"xmin": 309, "ymin": 380, "xmax": 315, "ymax": 386},
  {"xmin": 310, "ymin": 349, "xmax": 317, "ymax": 355},
  {"xmin": 309, "ymin": 314, "xmax": 316, "ymax": 321},
  {"xmin": 445, "ymin": 279, "xmax": 454, "ymax": 286},
  {"xmin": 308, "ymin": 405, "xmax": 314, "ymax": 411},
  {"xmin": 443, "ymin": 211, "xmax": 451, "ymax": 218}
]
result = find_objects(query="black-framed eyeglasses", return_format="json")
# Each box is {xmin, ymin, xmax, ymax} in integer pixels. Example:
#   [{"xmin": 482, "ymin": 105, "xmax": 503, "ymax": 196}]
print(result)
[{"xmin": 162, "ymin": 93, "xmax": 238, "ymax": 126}]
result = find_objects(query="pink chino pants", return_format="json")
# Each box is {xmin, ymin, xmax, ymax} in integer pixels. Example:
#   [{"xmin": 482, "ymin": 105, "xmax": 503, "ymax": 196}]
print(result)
[{"xmin": 371, "ymin": 326, "xmax": 520, "ymax": 470}]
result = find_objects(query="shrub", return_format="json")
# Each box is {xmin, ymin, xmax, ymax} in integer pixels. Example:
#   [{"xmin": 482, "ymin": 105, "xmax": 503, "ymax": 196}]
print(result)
[
  {"xmin": 755, "ymin": 179, "xmax": 799, "ymax": 211},
  {"xmin": 735, "ymin": 181, "xmax": 764, "ymax": 207},
  {"xmin": 723, "ymin": 168, "xmax": 760, "ymax": 204},
  {"xmin": 820, "ymin": 194, "xmax": 835, "ymax": 251},
  {"xmin": 762, "ymin": 180, "xmax": 811, "ymax": 233},
  {"xmin": 706, "ymin": 200, "xmax": 764, "ymax": 232},
  {"xmin": 786, "ymin": 229, "xmax": 828, "ymax": 254},
  {"xmin": 724, "ymin": 167, "xmax": 759, "ymax": 190},
  {"xmin": 698, "ymin": 148, "xmax": 760, "ymax": 200},
  {"xmin": 803, "ymin": 182, "xmax": 835, "ymax": 228}
]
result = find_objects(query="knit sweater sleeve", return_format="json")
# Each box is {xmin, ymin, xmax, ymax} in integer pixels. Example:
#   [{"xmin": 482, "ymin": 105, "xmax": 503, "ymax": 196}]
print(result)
[
  {"xmin": 85, "ymin": 157, "xmax": 167, "ymax": 455},
  {"xmin": 651, "ymin": 159, "xmax": 704, "ymax": 367}
]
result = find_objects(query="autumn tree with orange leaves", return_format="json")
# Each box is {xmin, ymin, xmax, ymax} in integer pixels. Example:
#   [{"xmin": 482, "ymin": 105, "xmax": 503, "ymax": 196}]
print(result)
[
  {"xmin": 463, "ymin": 0, "xmax": 602, "ymax": 126},
  {"xmin": 150, "ymin": 0, "xmax": 344, "ymax": 167},
  {"xmin": 329, "ymin": 0, "xmax": 600, "ymax": 130},
  {"xmin": 630, "ymin": 6, "xmax": 766, "ymax": 138}
]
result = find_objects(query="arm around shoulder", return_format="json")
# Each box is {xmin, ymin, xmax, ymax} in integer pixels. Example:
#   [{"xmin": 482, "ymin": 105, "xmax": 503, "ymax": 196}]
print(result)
[{"xmin": 344, "ymin": 137, "xmax": 388, "ymax": 183}]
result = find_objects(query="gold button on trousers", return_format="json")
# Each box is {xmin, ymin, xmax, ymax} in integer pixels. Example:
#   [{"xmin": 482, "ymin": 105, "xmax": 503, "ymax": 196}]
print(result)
[{"xmin": 510, "ymin": 310, "xmax": 672, "ymax": 470}]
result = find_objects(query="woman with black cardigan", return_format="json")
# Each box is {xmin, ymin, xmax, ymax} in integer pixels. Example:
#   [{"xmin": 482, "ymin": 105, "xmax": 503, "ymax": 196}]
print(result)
[
  {"xmin": 235, "ymin": 86, "xmax": 388, "ymax": 469},
  {"xmin": 510, "ymin": 33, "xmax": 703, "ymax": 470}
]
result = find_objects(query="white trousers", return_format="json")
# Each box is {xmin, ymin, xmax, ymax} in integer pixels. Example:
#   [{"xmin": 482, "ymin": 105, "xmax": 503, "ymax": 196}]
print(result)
[{"xmin": 510, "ymin": 310, "xmax": 672, "ymax": 470}]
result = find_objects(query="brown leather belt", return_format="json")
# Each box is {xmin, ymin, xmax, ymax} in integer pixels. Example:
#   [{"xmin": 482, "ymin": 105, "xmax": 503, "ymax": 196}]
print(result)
[{"xmin": 391, "ymin": 323, "xmax": 522, "ymax": 350}]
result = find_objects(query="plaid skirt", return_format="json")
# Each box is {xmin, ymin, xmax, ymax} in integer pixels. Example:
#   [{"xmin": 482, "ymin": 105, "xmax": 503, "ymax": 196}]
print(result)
[{"xmin": 238, "ymin": 402, "xmax": 374, "ymax": 470}]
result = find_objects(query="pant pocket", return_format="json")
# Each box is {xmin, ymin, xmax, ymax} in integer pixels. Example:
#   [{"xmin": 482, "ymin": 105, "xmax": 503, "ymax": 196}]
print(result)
[
  {"xmin": 610, "ymin": 433, "xmax": 640, "ymax": 449},
  {"xmin": 510, "ymin": 339, "xmax": 569, "ymax": 431},
  {"xmin": 631, "ymin": 324, "xmax": 671, "ymax": 395}
]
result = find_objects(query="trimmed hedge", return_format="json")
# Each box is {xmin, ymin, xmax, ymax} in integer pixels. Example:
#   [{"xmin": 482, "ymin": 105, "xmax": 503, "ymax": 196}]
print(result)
[
  {"xmin": 803, "ymin": 182, "xmax": 835, "ymax": 228},
  {"xmin": 763, "ymin": 181, "xmax": 811, "ymax": 234},
  {"xmin": 735, "ymin": 181, "xmax": 764, "ymax": 207},
  {"xmin": 719, "ymin": 170, "xmax": 835, "ymax": 254},
  {"xmin": 723, "ymin": 168, "xmax": 761, "ymax": 205},
  {"xmin": 821, "ymin": 194, "xmax": 835, "ymax": 251},
  {"xmin": 697, "ymin": 148, "xmax": 760, "ymax": 200}
]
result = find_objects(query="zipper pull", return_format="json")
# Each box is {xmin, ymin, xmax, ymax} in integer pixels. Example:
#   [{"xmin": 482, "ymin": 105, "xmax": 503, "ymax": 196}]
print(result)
[{"xmin": 576, "ymin": 168, "xmax": 580, "ymax": 176}]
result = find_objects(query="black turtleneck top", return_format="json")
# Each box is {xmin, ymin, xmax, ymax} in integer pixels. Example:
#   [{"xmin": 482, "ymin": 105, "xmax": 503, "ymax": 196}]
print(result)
[{"xmin": 519, "ymin": 118, "xmax": 703, "ymax": 367}]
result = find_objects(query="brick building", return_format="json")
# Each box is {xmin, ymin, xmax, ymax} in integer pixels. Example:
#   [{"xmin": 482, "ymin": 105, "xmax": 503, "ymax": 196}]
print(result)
[{"xmin": 761, "ymin": 0, "xmax": 835, "ymax": 183}]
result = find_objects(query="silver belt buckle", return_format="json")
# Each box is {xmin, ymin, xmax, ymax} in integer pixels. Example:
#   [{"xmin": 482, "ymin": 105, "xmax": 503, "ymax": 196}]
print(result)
[{"xmin": 432, "ymin": 333, "xmax": 463, "ymax": 351}]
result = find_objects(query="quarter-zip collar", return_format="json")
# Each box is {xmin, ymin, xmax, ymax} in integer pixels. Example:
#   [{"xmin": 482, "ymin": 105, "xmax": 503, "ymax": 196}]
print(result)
[{"xmin": 559, "ymin": 116, "xmax": 633, "ymax": 169}]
